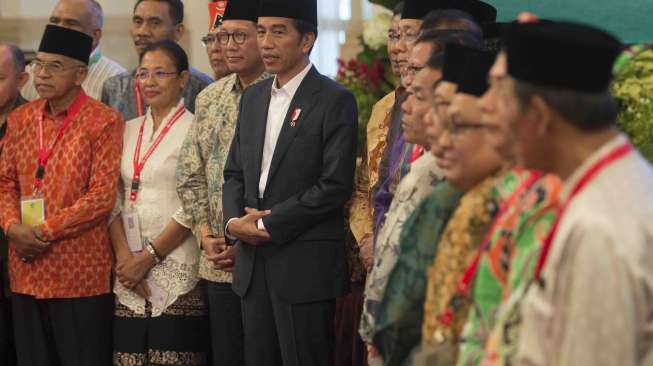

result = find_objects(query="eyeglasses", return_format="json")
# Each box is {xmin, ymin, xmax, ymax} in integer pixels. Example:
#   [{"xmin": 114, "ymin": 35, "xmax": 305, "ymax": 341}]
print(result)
[
  {"xmin": 201, "ymin": 34, "xmax": 218, "ymax": 48},
  {"xmin": 400, "ymin": 31, "xmax": 419, "ymax": 43},
  {"xmin": 388, "ymin": 31, "xmax": 400, "ymax": 43},
  {"xmin": 445, "ymin": 119, "xmax": 488, "ymax": 136},
  {"xmin": 136, "ymin": 70, "xmax": 179, "ymax": 81},
  {"xmin": 30, "ymin": 60, "xmax": 84, "ymax": 75},
  {"xmin": 216, "ymin": 31, "xmax": 248, "ymax": 45}
]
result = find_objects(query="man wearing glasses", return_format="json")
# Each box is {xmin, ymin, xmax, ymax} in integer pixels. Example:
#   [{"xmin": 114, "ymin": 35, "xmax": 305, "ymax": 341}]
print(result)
[
  {"xmin": 176, "ymin": 0, "xmax": 270, "ymax": 365},
  {"xmin": 0, "ymin": 25, "xmax": 123, "ymax": 365},
  {"xmin": 101, "ymin": 0, "xmax": 212, "ymax": 122},
  {"xmin": 21, "ymin": 0, "xmax": 126, "ymax": 102},
  {"xmin": 203, "ymin": 1, "xmax": 231, "ymax": 81}
]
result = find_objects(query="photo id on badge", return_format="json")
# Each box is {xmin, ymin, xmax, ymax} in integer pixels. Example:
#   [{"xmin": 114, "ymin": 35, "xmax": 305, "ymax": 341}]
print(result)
[
  {"xmin": 21, "ymin": 196, "xmax": 45, "ymax": 227},
  {"xmin": 122, "ymin": 208, "xmax": 143, "ymax": 252}
]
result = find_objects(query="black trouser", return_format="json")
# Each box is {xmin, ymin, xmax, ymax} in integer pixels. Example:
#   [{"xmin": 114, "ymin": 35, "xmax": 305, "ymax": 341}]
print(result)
[
  {"xmin": 0, "ymin": 297, "xmax": 16, "ymax": 366},
  {"xmin": 12, "ymin": 293, "xmax": 113, "ymax": 366},
  {"xmin": 241, "ymin": 255, "xmax": 336, "ymax": 366},
  {"xmin": 205, "ymin": 281, "xmax": 244, "ymax": 366}
]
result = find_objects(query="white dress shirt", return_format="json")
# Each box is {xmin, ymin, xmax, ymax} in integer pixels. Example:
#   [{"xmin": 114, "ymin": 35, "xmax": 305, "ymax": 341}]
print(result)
[
  {"xmin": 225, "ymin": 63, "xmax": 313, "ymax": 236},
  {"xmin": 258, "ymin": 62, "xmax": 313, "ymax": 198}
]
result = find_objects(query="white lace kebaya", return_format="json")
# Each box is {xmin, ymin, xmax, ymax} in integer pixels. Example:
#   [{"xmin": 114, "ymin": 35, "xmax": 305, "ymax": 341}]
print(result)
[{"xmin": 112, "ymin": 99, "xmax": 200, "ymax": 316}]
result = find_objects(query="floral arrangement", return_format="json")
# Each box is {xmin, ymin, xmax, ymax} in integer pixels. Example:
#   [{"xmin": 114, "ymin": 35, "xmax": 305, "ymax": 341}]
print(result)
[
  {"xmin": 337, "ymin": 6, "xmax": 397, "ymax": 155},
  {"xmin": 612, "ymin": 44, "xmax": 653, "ymax": 162}
]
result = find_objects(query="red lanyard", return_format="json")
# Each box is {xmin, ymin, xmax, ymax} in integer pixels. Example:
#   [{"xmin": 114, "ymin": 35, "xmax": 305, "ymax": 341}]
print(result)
[
  {"xmin": 533, "ymin": 142, "xmax": 633, "ymax": 284},
  {"xmin": 134, "ymin": 79, "xmax": 144, "ymax": 118},
  {"xmin": 130, "ymin": 105, "xmax": 185, "ymax": 201},
  {"xmin": 438, "ymin": 170, "xmax": 542, "ymax": 326},
  {"xmin": 35, "ymin": 92, "xmax": 89, "ymax": 190}
]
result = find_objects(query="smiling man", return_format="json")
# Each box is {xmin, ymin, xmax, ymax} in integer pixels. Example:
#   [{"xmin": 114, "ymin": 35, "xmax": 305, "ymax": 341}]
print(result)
[
  {"xmin": 0, "ymin": 25, "xmax": 123, "ymax": 366},
  {"xmin": 176, "ymin": 0, "xmax": 271, "ymax": 364},
  {"xmin": 101, "ymin": 0, "xmax": 212, "ymax": 121},
  {"xmin": 22, "ymin": 0, "xmax": 125, "ymax": 101},
  {"xmin": 222, "ymin": 0, "xmax": 358, "ymax": 364}
]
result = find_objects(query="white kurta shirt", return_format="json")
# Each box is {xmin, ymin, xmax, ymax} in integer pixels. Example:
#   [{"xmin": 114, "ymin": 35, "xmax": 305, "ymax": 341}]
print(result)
[
  {"xmin": 113, "ymin": 100, "xmax": 200, "ymax": 316},
  {"xmin": 516, "ymin": 134, "xmax": 653, "ymax": 366},
  {"xmin": 258, "ymin": 62, "xmax": 313, "ymax": 198}
]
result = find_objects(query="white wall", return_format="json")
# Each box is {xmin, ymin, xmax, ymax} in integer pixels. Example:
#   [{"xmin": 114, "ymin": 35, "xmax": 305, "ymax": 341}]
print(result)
[{"xmin": 0, "ymin": 0, "xmax": 367, "ymax": 78}]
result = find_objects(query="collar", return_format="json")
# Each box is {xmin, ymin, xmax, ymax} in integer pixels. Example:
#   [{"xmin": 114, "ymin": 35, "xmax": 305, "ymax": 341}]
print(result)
[
  {"xmin": 560, "ymin": 133, "xmax": 629, "ymax": 201},
  {"xmin": 144, "ymin": 98, "xmax": 186, "ymax": 128},
  {"xmin": 89, "ymin": 47, "xmax": 102, "ymax": 67},
  {"xmin": 271, "ymin": 63, "xmax": 312, "ymax": 98},
  {"xmin": 42, "ymin": 89, "xmax": 88, "ymax": 118}
]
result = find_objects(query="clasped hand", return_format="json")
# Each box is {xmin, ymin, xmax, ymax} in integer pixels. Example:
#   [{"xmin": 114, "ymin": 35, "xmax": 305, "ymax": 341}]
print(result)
[
  {"xmin": 115, "ymin": 251, "xmax": 156, "ymax": 299},
  {"xmin": 227, "ymin": 207, "xmax": 271, "ymax": 246},
  {"xmin": 202, "ymin": 236, "xmax": 236, "ymax": 272},
  {"xmin": 8, "ymin": 224, "xmax": 50, "ymax": 262}
]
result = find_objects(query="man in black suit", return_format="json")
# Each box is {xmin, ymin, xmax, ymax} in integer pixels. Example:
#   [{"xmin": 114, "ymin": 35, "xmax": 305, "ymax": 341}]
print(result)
[{"xmin": 222, "ymin": 0, "xmax": 358, "ymax": 365}]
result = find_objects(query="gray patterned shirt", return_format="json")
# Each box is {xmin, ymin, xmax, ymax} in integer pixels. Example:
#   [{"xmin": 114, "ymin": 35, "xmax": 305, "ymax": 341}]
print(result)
[{"xmin": 176, "ymin": 72, "xmax": 272, "ymax": 283}]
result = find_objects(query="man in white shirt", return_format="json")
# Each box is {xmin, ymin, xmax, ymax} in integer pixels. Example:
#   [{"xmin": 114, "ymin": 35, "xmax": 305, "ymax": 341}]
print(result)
[
  {"xmin": 222, "ymin": 0, "xmax": 358, "ymax": 365},
  {"xmin": 22, "ymin": 0, "xmax": 125, "ymax": 101},
  {"xmin": 482, "ymin": 20, "xmax": 653, "ymax": 366}
]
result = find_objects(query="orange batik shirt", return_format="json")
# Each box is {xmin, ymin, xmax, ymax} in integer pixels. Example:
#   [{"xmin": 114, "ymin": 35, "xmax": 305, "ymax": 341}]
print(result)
[{"xmin": 0, "ymin": 91, "xmax": 124, "ymax": 299}]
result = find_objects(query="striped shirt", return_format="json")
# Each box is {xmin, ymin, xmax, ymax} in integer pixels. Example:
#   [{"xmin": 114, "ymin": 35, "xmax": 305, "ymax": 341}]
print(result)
[{"xmin": 22, "ymin": 48, "xmax": 126, "ymax": 102}]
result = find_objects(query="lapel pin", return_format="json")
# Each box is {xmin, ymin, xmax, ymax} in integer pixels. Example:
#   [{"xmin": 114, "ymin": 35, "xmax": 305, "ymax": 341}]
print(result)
[{"xmin": 290, "ymin": 108, "xmax": 302, "ymax": 128}]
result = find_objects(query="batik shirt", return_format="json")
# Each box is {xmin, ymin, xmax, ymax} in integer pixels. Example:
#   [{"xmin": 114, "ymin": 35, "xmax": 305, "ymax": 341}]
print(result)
[
  {"xmin": 420, "ymin": 173, "xmax": 502, "ymax": 364},
  {"xmin": 349, "ymin": 90, "xmax": 396, "ymax": 244},
  {"xmin": 0, "ymin": 92, "xmax": 123, "ymax": 298},
  {"xmin": 102, "ymin": 67, "xmax": 212, "ymax": 122},
  {"xmin": 456, "ymin": 171, "xmax": 561, "ymax": 366},
  {"xmin": 176, "ymin": 72, "xmax": 271, "ymax": 283},
  {"xmin": 360, "ymin": 153, "xmax": 442, "ymax": 343},
  {"xmin": 372, "ymin": 181, "xmax": 463, "ymax": 366}
]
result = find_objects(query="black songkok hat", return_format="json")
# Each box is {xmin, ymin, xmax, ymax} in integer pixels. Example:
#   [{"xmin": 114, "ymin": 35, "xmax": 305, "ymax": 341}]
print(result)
[
  {"xmin": 402, "ymin": 0, "xmax": 496, "ymax": 24},
  {"xmin": 504, "ymin": 21, "xmax": 623, "ymax": 93},
  {"xmin": 259, "ymin": 0, "xmax": 318, "ymax": 27},
  {"xmin": 38, "ymin": 24, "xmax": 93, "ymax": 65},
  {"xmin": 224, "ymin": 0, "xmax": 260, "ymax": 22},
  {"xmin": 442, "ymin": 43, "xmax": 475, "ymax": 84},
  {"xmin": 456, "ymin": 48, "xmax": 496, "ymax": 96}
]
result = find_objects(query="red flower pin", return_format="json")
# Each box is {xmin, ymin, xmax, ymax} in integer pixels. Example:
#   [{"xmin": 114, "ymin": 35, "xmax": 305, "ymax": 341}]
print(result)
[{"xmin": 290, "ymin": 108, "xmax": 302, "ymax": 127}]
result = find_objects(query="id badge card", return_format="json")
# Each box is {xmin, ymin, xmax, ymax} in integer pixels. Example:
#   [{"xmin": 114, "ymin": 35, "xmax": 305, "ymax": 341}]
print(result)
[
  {"xmin": 21, "ymin": 195, "xmax": 45, "ymax": 227},
  {"xmin": 122, "ymin": 206, "xmax": 143, "ymax": 252}
]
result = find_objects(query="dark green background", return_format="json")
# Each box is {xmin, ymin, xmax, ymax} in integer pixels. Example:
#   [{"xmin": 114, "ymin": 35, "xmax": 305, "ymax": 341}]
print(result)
[{"xmin": 371, "ymin": 0, "xmax": 653, "ymax": 43}]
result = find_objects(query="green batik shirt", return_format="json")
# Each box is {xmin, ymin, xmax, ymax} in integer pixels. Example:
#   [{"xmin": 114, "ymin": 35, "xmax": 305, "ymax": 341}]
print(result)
[
  {"xmin": 373, "ymin": 181, "xmax": 463, "ymax": 366},
  {"xmin": 457, "ymin": 171, "xmax": 561, "ymax": 366},
  {"xmin": 176, "ymin": 72, "xmax": 272, "ymax": 283}
]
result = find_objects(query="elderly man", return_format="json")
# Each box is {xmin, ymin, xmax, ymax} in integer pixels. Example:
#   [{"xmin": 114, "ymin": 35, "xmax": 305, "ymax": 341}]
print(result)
[
  {"xmin": 22, "ymin": 0, "xmax": 125, "ymax": 101},
  {"xmin": 490, "ymin": 21, "xmax": 653, "ymax": 366},
  {"xmin": 0, "ymin": 25, "xmax": 123, "ymax": 366},
  {"xmin": 176, "ymin": 0, "xmax": 270, "ymax": 364},
  {"xmin": 0, "ymin": 41, "xmax": 28, "ymax": 366},
  {"xmin": 202, "ymin": 0, "xmax": 231, "ymax": 81},
  {"xmin": 102, "ymin": 0, "xmax": 212, "ymax": 121}
]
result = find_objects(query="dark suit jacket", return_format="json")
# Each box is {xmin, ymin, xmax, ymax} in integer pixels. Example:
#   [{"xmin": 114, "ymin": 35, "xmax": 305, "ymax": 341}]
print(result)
[{"xmin": 223, "ymin": 66, "xmax": 358, "ymax": 304}]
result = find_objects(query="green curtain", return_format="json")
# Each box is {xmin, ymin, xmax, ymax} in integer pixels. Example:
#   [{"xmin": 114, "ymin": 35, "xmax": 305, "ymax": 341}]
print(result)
[{"xmin": 370, "ymin": 0, "xmax": 653, "ymax": 43}]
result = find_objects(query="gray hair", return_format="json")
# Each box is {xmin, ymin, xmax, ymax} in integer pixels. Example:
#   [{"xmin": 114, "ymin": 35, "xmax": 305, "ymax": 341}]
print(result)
[
  {"xmin": 0, "ymin": 42, "xmax": 26, "ymax": 76},
  {"xmin": 89, "ymin": 0, "xmax": 104, "ymax": 29}
]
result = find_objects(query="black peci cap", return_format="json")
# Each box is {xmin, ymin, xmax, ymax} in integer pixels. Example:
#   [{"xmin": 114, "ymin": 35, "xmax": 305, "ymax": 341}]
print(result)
[
  {"xmin": 504, "ymin": 20, "xmax": 623, "ymax": 93},
  {"xmin": 38, "ymin": 24, "xmax": 93, "ymax": 64}
]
